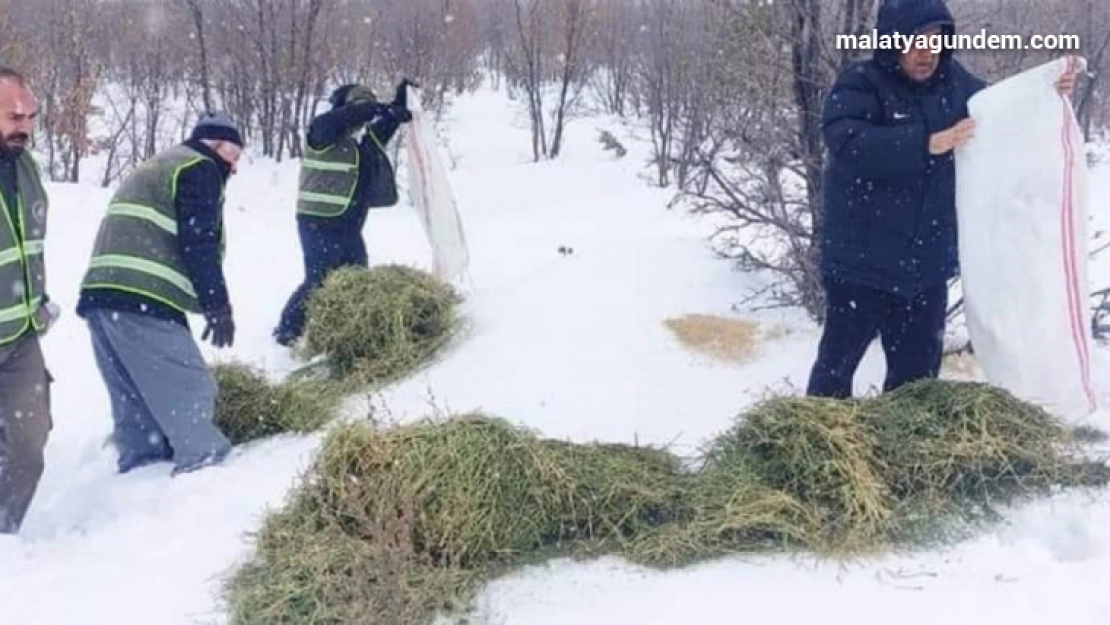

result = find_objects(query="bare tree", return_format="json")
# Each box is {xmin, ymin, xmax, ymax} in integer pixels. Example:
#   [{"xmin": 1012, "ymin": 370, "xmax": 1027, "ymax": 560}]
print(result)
[
  {"xmin": 585, "ymin": 0, "xmax": 640, "ymax": 117},
  {"xmin": 505, "ymin": 0, "xmax": 550, "ymax": 160},
  {"xmin": 669, "ymin": 0, "xmax": 874, "ymax": 320},
  {"xmin": 182, "ymin": 0, "xmax": 213, "ymax": 112},
  {"xmin": 501, "ymin": 0, "xmax": 595, "ymax": 160}
]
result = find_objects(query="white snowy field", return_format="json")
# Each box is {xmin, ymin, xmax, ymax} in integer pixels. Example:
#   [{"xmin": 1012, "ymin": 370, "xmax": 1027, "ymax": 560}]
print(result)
[{"xmin": 2, "ymin": 80, "xmax": 1110, "ymax": 625}]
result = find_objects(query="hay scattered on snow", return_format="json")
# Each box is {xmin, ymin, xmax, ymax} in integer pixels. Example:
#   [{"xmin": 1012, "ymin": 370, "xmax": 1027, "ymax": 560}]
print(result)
[
  {"xmin": 630, "ymin": 379, "xmax": 1109, "ymax": 566},
  {"xmin": 304, "ymin": 416, "xmax": 685, "ymax": 567},
  {"xmin": 212, "ymin": 362, "xmax": 340, "ymax": 445},
  {"xmin": 628, "ymin": 396, "xmax": 894, "ymax": 565},
  {"xmin": 301, "ymin": 264, "xmax": 461, "ymax": 387},
  {"xmin": 866, "ymin": 381, "xmax": 1110, "ymax": 533},
  {"xmin": 664, "ymin": 313, "xmax": 760, "ymax": 363},
  {"xmin": 224, "ymin": 380, "xmax": 1110, "ymax": 623},
  {"xmin": 542, "ymin": 439, "xmax": 692, "ymax": 545},
  {"xmin": 223, "ymin": 415, "xmax": 687, "ymax": 625},
  {"xmin": 224, "ymin": 507, "xmax": 474, "ymax": 625}
]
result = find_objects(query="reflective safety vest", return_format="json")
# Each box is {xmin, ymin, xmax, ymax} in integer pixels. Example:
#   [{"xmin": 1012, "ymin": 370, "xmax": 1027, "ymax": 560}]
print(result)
[
  {"xmin": 81, "ymin": 144, "xmax": 224, "ymax": 314},
  {"xmin": 296, "ymin": 129, "xmax": 389, "ymax": 217},
  {"xmin": 0, "ymin": 151, "xmax": 48, "ymax": 346}
]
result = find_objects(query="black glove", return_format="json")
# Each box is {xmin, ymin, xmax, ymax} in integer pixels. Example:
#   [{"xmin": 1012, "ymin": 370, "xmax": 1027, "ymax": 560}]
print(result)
[
  {"xmin": 391, "ymin": 104, "xmax": 413, "ymax": 123},
  {"xmin": 392, "ymin": 77, "xmax": 420, "ymax": 109},
  {"xmin": 201, "ymin": 306, "xmax": 235, "ymax": 348}
]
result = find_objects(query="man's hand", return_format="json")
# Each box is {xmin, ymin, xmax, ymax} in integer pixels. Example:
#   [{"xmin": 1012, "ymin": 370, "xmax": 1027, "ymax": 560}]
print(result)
[
  {"xmin": 35, "ymin": 299, "xmax": 60, "ymax": 336},
  {"xmin": 929, "ymin": 118, "xmax": 976, "ymax": 155},
  {"xmin": 392, "ymin": 78, "xmax": 420, "ymax": 112},
  {"xmin": 201, "ymin": 306, "xmax": 235, "ymax": 348},
  {"xmin": 396, "ymin": 106, "xmax": 413, "ymax": 123},
  {"xmin": 1056, "ymin": 59, "xmax": 1079, "ymax": 97}
]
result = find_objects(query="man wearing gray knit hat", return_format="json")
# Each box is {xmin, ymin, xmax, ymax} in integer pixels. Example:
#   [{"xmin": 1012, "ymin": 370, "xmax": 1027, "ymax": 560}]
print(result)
[{"xmin": 75, "ymin": 111, "xmax": 244, "ymax": 476}]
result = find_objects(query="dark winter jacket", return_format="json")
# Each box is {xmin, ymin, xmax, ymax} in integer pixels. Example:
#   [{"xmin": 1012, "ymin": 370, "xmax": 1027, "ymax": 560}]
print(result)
[
  {"xmin": 299, "ymin": 101, "xmax": 407, "ymax": 235},
  {"xmin": 77, "ymin": 138, "xmax": 232, "ymax": 328},
  {"xmin": 0, "ymin": 146, "xmax": 19, "ymax": 229},
  {"xmin": 819, "ymin": 0, "xmax": 988, "ymax": 298}
]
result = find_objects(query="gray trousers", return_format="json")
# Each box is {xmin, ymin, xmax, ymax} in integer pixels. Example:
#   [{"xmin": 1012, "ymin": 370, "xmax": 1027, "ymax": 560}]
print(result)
[
  {"xmin": 86, "ymin": 309, "xmax": 231, "ymax": 474},
  {"xmin": 0, "ymin": 333, "xmax": 52, "ymax": 534}
]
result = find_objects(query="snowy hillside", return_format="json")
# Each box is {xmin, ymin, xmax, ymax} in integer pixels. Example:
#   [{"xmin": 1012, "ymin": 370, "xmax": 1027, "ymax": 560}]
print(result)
[{"xmin": 3, "ymin": 82, "xmax": 1110, "ymax": 625}]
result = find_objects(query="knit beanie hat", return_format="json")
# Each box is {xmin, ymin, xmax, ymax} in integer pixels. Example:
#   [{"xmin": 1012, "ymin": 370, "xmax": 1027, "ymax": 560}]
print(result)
[
  {"xmin": 328, "ymin": 84, "xmax": 376, "ymax": 109},
  {"xmin": 189, "ymin": 111, "xmax": 244, "ymax": 148}
]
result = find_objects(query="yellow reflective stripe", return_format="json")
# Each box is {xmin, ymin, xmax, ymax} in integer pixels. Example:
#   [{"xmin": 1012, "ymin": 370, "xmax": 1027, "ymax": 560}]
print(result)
[
  {"xmin": 172, "ymin": 157, "xmax": 206, "ymax": 200},
  {"xmin": 0, "ymin": 296, "xmax": 38, "ymax": 323},
  {"xmin": 302, "ymin": 159, "xmax": 357, "ymax": 172},
  {"xmin": 298, "ymin": 191, "xmax": 350, "ymax": 206},
  {"xmin": 0, "ymin": 303, "xmax": 26, "ymax": 323},
  {"xmin": 89, "ymin": 254, "xmax": 197, "ymax": 297},
  {"xmin": 106, "ymin": 202, "xmax": 177, "ymax": 234},
  {"xmin": 22, "ymin": 239, "xmax": 43, "ymax": 255},
  {"xmin": 0, "ymin": 247, "xmax": 19, "ymax": 267}
]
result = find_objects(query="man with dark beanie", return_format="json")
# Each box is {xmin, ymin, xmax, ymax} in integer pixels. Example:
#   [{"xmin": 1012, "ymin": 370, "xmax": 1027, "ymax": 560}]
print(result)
[
  {"xmin": 77, "ymin": 112, "xmax": 243, "ymax": 475},
  {"xmin": 273, "ymin": 79, "xmax": 414, "ymax": 346}
]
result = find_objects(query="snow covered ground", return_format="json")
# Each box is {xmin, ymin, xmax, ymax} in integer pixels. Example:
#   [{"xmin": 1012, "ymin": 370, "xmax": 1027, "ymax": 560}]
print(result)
[{"xmin": 2, "ymin": 80, "xmax": 1110, "ymax": 624}]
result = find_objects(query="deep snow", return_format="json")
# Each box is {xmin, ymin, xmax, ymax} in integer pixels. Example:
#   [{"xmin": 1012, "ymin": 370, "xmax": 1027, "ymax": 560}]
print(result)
[{"xmin": 1, "ymin": 81, "xmax": 1109, "ymax": 625}]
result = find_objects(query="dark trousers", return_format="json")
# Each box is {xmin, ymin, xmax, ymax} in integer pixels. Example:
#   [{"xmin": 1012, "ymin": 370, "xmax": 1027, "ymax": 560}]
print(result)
[
  {"xmin": 0, "ymin": 333, "xmax": 51, "ymax": 533},
  {"xmin": 806, "ymin": 278, "xmax": 949, "ymax": 398},
  {"xmin": 275, "ymin": 218, "xmax": 368, "ymax": 344}
]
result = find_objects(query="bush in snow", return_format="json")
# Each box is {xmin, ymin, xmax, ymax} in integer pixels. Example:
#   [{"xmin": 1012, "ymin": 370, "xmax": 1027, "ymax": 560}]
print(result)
[
  {"xmin": 300, "ymin": 264, "xmax": 462, "ymax": 389},
  {"xmin": 212, "ymin": 362, "xmax": 341, "ymax": 445}
]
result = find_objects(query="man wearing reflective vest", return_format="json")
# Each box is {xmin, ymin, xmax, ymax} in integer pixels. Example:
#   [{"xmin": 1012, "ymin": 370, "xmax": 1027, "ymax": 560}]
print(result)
[
  {"xmin": 77, "ymin": 112, "xmax": 242, "ymax": 476},
  {"xmin": 273, "ymin": 80, "xmax": 413, "ymax": 347},
  {"xmin": 0, "ymin": 67, "xmax": 60, "ymax": 534}
]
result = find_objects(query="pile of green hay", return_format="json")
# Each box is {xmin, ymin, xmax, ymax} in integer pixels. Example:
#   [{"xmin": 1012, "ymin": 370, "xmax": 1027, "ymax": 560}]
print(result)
[
  {"xmin": 865, "ymin": 380, "xmax": 1110, "ymax": 542},
  {"xmin": 223, "ymin": 415, "xmax": 688, "ymax": 625},
  {"xmin": 212, "ymin": 362, "xmax": 341, "ymax": 445},
  {"xmin": 628, "ymin": 379, "xmax": 1108, "ymax": 566},
  {"xmin": 300, "ymin": 264, "xmax": 461, "ymax": 388},
  {"xmin": 223, "ymin": 380, "xmax": 1110, "ymax": 623}
]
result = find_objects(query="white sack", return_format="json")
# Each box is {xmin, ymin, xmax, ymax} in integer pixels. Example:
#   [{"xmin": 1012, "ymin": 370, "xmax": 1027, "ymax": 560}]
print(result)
[
  {"xmin": 955, "ymin": 56, "xmax": 1097, "ymax": 419},
  {"xmin": 404, "ymin": 86, "xmax": 471, "ymax": 286}
]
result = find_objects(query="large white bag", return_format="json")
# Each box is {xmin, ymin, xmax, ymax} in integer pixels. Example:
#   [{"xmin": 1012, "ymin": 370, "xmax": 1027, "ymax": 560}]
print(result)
[
  {"xmin": 955, "ymin": 56, "xmax": 1097, "ymax": 419},
  {"xmin": 404, "ymin": 86, "xmax": 471, "ymax": 286}
]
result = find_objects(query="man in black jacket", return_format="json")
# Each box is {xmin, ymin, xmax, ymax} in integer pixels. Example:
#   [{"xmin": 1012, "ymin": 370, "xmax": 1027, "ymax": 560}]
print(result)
[
  {"xmin": 273, "ymin": 80, "xmax": 413, "ymax": 347},
  {"xmin": 807, "ymin": 0, "xmax": 1079, "ymax": 398},
  {"xmin": 78, "ymin": 113, "xmax": 242, "ymax": 475}
]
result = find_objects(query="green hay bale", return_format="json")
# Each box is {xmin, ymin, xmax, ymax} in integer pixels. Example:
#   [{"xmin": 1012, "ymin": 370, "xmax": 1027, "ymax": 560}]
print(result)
[
  {"xmin": 866, "ymin": 380, "xmax": 1110, "ymax": 524},
  {"xmin": 698, "ymin": 397, "xmax": 894, "ymax": 552},
  {"xmin": 626, "ymin": 479, "xmax": 819, "ymax": 567},
  {"xmin": 224, "ymin": 382, "xmax": 1110, "ymax": 622},
  {"xmin": 632, "ymin": 380, "xmax": 1110, "ymax": 566},
  {"xmin": 223, "ymin": 508, "xmax": 476, "ymax": 625},
  {"xmin": 628, "ymin": 397, "xmax": 894, "ymax": 566},
  {"xmin": 304, "ymin": 416, "xmax": 572, "ymax": 568},
  {"xmin": 301, "ymin": 264, "xmax": 460, "ymax": 386},
  {"xmin": 540, "ymin": 440, "xmax": 692, "ymax": 545},
  {"xmin": 223, "ymin": 416, "xmax": 689, "ymax": 624},
  {"xmin": 213, "ymin": 362, "xmax": 340, "ymax": 445},
  {"xmin": 299, "ymin": 416, "xmax": 686, "ymax": 566}
]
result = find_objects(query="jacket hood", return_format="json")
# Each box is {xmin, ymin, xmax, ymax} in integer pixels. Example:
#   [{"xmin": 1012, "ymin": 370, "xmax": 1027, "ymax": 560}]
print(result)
[{"xmin": 873, "ymin": 0, "xmax": 956, "ymax": 78}]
